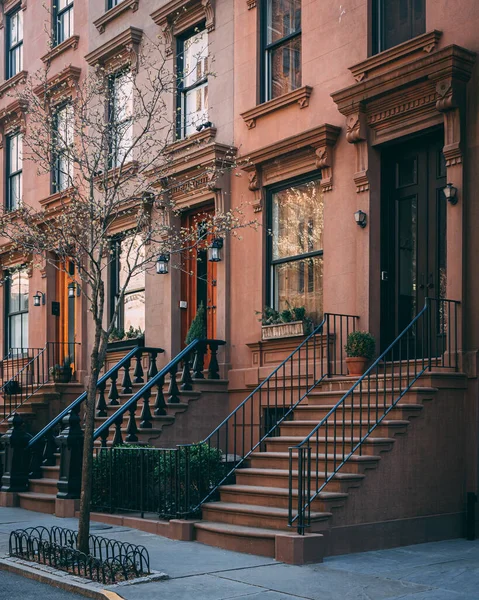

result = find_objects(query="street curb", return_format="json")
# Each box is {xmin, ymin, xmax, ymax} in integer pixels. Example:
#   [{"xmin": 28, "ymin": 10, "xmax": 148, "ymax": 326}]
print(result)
[{"xmin": 0, "ymin": 557, "xmax": 125, "ymax": 600}]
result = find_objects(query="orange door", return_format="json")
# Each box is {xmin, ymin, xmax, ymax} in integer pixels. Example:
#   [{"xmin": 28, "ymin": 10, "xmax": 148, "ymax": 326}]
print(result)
[
  {"xmin": 55, "ymin": 261, "xmax": 77, "ymax": 370},
  {"xmin": 181, "ymin": 207, "xmax": 217, "ymax": 345}
]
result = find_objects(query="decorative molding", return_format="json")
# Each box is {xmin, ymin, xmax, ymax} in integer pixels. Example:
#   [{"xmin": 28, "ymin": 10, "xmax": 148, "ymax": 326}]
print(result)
[
  {"xmin": 94, "ymin": 0, "xmax": 139, "ymax": 34},
  {"xmin": 151, "ymin": 0, "xmax": 215, "ymax": 56},
  {"xmin": 0, "ymin": 70, "xmax": 27, "ymax": 98},
  {"xmin": 164, "ymin": 126, "xmax": 217, "ymax": 156},
  {"xmin": 248, "ymin": 168, "xmax": 260, "ymax": 191},
  {"xmin": 345, "ymin": 111, "xmax": 367, "ymax": 143},
  {"xmin": 246, "ymin": 0, "xmax": 256, "ymax": 8},
  {"xmin": 349, "ymin": 30, "xmax": 443, "ymax": 82},
  {"xmin": 33, "ymin": 65, "xmax": 81, "ymax": 101},
  {"xmin": 0, "ymin": 99, "xmax": 28, "ymax": 134},
  {"xmin": 41, "ymin": 35, "xmax": 80, "ymax": 65},
  {"xmin": 240, "ymin": 86, "xmax": 313, "ymax": 129},
  {"xmin": 84, "ymin": 26, "xmax": 143, "ymax": 69}
]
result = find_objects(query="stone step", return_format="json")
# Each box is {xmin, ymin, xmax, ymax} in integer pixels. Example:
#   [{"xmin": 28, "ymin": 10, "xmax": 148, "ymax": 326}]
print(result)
[
  {"xmin": 235, "ymin": 468, "xmax": 364, "ymax": 492},
  {"xmin": 201, "ymin": 501, "xmax": 331, "ymax": 531},
  {"xmin": 194, "ymin": 522, "xmax": 277, "ymax": 558},
  {"xmin": 28, "ymin": 478, "xmax": 58, "ymax": 495},
  {"xmin": 264, "ymin": 435, "xmax": 395, "ymax": 454},
  {"xmin": 278, "ymin": 419, "xmax": 410, "ymax": 438},
  {"xmin": 293, "ymin": 403, "xmax": 424, "ymax": 421},
  {"xmin": 247, "ymin": 451, "xmax": 381, "ymax": 473},
  {"xmin": 305, "ymin": 387, "xmax": 437, "ymax": 406},
  {"xmin": 17, "ymin": 492, "xmax": 55, "ymax": 514}
]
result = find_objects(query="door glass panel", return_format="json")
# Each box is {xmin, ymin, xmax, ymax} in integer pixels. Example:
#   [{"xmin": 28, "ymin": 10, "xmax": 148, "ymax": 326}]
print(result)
[
  {"xmin": 396, "ymin": 156, "xmax": 417, "ymax": 188},
  {"xmin": 397, "ymin": 195, "xmax": 417, "ymax": 331}
]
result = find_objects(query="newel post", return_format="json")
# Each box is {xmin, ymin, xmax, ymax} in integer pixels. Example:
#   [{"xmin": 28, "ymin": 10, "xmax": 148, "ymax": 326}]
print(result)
[
  {"xmin": 1, "ymin": 413, "xmax": 32, "ymax": 493},
  {"xmin": 56, "ymin": 409, "xmax": 84, "ymax": 499}
]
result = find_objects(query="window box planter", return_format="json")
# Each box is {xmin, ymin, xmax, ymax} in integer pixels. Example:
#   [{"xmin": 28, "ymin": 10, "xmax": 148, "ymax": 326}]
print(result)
[
  {"xmin": 107, "ymin": 335, "xmax": 144, "ymax": 352},
  {"xmin": 261, "ymin": 321, "xmax": 305, "ymax": 341},
  {"xmin": 49, "ymin": 366, "xmax": 73, "ymax": 384}
]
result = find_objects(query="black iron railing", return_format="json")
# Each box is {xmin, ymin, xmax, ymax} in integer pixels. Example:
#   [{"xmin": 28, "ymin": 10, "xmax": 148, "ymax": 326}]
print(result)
[
  {"xmin": 288, "ymin": 297, "xmax": 460, "ymax": 534},
  {"xmin": 27, "ymin": 345, "xmax": 164, "ymax": 478},
  {"xmin": 91, "ymin": 314, "xmax": 357, "ymax": 519},
  {"xmin": 0, "ymin": 342, "xmax": 80, "ymax": 424}
]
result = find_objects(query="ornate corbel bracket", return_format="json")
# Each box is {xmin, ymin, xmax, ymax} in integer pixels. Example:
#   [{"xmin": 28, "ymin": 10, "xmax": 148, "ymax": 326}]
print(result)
[
  {"xmin": 0, "ymin": 99, "xmax": 28, "ymax": 136},
  {"xmin": 159, "ymin": 18, "xmax": 173, "ymax": 56},
  {"xmin": 201, "ymin": 0, "xmax": 215, "ymax": 32},
  {"xmin": 345, "ymin": 111, "xmax": 370, "ymax": 193},
  {"xmin": 314, "ymin": 147, "xmax": 333, "ymax": 192},
  {"xmin": 436, "ymin": 78, "xmax": 466, "ymax": 167},
  {"xmin": 246, "ymin": 0, "xmax": 256, "ymax": 8},
  {"xmin": 247, "ymin": 167, "xmax": 263, "ymax": 212}
]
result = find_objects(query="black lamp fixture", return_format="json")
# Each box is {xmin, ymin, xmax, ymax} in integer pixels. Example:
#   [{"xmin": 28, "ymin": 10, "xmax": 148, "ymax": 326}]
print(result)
[
  {"xmin": 156, "ymin": 253, "xmax": 170, "ymax": 275},
  {"xmin": 443, "ymin": 183, "xmax": 458, "ymax": 205},
  {"xmin": 33, "ymin": 291, "xmax": 45, "ymax": 307},
  {"xmin": 354, "ymin": 209, "xmax": 367, "ymax": 228},
  {"xmin": 208, "ymin": 237, "xmax": 224, "ymax": 262},
  {"xmin": 68, "ymin": 282, "xmax": 76, "ymax": 299}
]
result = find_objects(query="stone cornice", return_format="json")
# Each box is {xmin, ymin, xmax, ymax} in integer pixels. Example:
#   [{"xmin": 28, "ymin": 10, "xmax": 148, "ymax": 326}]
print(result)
[
  {"xmin": 93, "ymin": 0, "xmax": 140, "ymax": 34},
  {"xmin": 164, "ymin": 127, "xmax": 217, "ymax": 156},
  {"xmin": 240, "ymin": 86, "xmax": 313, "ymax": 129},
  {"xmin": 239, "ymin": 124, "xmax": 341, "ymax": 169},
  {"xmin": 41, "ymin": 35, "xmax": 80, "ymax": 64},
  {"xmin": 85, "ymin": 26, "xmax": 143, "ymax": 67},
  {"xmin": 332, "ymin": 45, "xmax": 476, "ymax": 116},
  {"xmin": 349, "ymin": 30, "xmax": 443, "ymax": 82},
  {"xmin": 33, "ymin": 65, "xmax": 81, "ymax": 101},
  {"xmin": 0, "ymin": 70, "xmax": 27, "ymax": 98},
  {"xmin": 0, "ymin": 98, "xmax": 28, "ymax": 139}
]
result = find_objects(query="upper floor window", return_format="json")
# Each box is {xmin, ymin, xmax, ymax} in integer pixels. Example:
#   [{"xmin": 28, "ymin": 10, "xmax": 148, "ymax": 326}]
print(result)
[
  {"xmin": 109, "ymin": 70, "xmax": 133, "ymax": 168},
  {"xmin": 6, "ymin": 131, "xmax": 22, "ymax": 211},
  {"xmin": 107, "ymin": 0, "xmax": 121, "ymax": 8},
  {"xmin": 5, "ymin": 268, "xmax": 29, "ymax": 352},
  {"xmin": 53, "ymin": 0, "xmax": 74, "ymax": 46},
  {"xmin": 268, "ymin": 177, "xmax": 323, "ymax": 323},
  {"xmin": 6, "ymin": 8, "xmax": 23, "ymax": 79},
  {"xmin": 373, "ymin": 0, "xmax": 425, "ymax": 54},
  {"xmin": 52, "ymin": 103, "xmax": 74, "ymax": 193},
  {"xmin": 262, "ymin": 0, "xmax": 301, "ymax": 102},
  {"xmin": 176, "ymin": 28, "xmax": 208, "ymax": 139}
]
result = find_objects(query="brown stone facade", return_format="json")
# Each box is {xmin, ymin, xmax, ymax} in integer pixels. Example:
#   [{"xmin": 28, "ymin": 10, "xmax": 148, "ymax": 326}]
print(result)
[{"xmin": 0, "ymin": 0, "xmax": 478, "ymax": 547}]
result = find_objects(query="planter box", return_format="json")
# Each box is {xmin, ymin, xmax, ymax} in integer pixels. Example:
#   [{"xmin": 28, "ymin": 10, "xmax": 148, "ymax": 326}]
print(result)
[
  {"xmin": 261, "ymin": 321, "xmax": 305, "ymax": 341},
  {"xmin": 106, "ymin": 336, "xmax": 144, "ymax": 352}
]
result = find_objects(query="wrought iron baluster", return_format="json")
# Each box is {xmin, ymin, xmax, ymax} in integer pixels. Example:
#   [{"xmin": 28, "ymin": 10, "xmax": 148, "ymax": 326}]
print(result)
[
  {"xmin": 168, "ymin": 363, "xmax": 180, "ymax": 403},
  {"xmin": 207, "ymin": 342, "xmax": 220, "ymax": 379},
  {"xmin": 121, "ymin": 358, "xmax": 132, "ymax": 394},
  {"xmin": 96, "ymin": 381, "xmax": 107, "ymax": 417},
  {"xmin": 193, "ymin": 344, "xmax": 205, "ymax": 379},
  {"xmin": 180, "ymin": 352, "xmax": 193, "ymax": 391},
  {"xmin": 140, "ymin": 388, "xmax": 153, "ymax": 428},
  {"xmin": 125, "ymin": 402, "xmax": 139, "ymax": 442},
  {"xmin": 133, "ymin": 351, "xmax": 144, "ymax": 383},
  {"xmin": 154, "ymin": 375, "xmax": 167, "ymax": 415},
  {"xmin": 108, "ymin": 371, "xmax": 120, "ymax": 406},
  {"xmin": 147, "ymin": 350, "xmax": 159, "ymax": 380}
]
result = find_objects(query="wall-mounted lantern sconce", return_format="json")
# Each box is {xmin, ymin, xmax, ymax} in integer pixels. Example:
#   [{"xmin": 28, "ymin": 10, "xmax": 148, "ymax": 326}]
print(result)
[
  {"xmin": 68, "ymin": 282, "xmax": 77, "ymax": 299},
  {"xmin": 156, "ymin": 253, "xmax": 170, "ymax": 275},
  {"xmin": 443, "ymin": 183, "xmax": 458, "ymax": 205},
  {"xmin": 208, "ymin": 237, "xmax": 224, "ymax": 262},
  {"xmin": 354, "ymin": 209, "xmax": 367, "ymax": 228},
  {"xmin": 33, "ymin": 291, "xmax": 45, "ymax": 306}
]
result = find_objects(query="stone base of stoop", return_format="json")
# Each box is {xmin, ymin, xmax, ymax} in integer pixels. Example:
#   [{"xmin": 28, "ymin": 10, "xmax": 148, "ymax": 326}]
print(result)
[
  {"xmin": 0, "ymin": 491, "xmax": 19, "ymax": 507},
  {"xmin": 275, "ymin": 532, "xmax": 326, "ymax": 565},
  {"xmin": 55, "ymin": 498, "xmax": 80, "ymax": 518}
]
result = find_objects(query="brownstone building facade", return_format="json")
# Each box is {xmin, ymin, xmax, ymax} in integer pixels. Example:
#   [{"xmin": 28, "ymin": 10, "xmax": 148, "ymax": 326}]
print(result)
[{"xmin": 0, "ymin": 0, "xmax": 478, "ymax": 562}]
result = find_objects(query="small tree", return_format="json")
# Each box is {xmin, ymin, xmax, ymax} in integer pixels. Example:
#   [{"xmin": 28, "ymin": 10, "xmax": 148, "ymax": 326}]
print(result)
[
  {"xmin": 185, "ymin": 302, "xmax": 207, "ymax": 344},
  {"xmin": 0, "ymin": 30, "xmax": 253, "ymax": 552}
]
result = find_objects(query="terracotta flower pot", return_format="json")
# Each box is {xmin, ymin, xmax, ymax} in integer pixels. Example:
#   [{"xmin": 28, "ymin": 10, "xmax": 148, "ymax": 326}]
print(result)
[{"xmin": 346, "ymin": 356, "xmax": 368, "ymax": 377}]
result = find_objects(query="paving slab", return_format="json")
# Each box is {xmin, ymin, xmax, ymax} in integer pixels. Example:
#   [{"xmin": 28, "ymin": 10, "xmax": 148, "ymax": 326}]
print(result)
[{"xmin": 0, "ymin": 570, "xmax": 86, "ymax": 600}]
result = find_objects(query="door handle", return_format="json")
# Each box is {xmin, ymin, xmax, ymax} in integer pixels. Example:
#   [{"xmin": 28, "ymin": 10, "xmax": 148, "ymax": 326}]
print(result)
[
  {"xmin": 427, "ymin": 274, "xmax": 434, "ymax": 290},
  {"xmin": 419, "ymin": 273, "xmax": 425, "ymax": 290}
]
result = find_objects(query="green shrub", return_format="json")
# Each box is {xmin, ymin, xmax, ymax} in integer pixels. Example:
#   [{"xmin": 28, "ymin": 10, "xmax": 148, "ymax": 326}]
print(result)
[
  {"xmin": 345, "ymin": 331, "xmax": 376, "ymax": 360},
  {"xmin": 185, "ymin": 303, "xmax": 207, "ymax": 345},
  {"xmin": 292, "ymin": 306, "xmax": 306, "ymax": 321},
  {"xmin": 280, "ymin": 309, "xmax": 293, "ymax": 323}
]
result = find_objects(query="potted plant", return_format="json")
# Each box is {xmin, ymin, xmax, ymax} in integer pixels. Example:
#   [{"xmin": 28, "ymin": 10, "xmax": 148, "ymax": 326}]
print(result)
[
  {"xmin": 258, "ymin": 305, "xmax": 313, "ymax": 341},
  {"xmin": 344, "ymin": 331, "xmax": 376, "ymax": 376},
  {"xmin": 49, "ymin": 355, "xmax": 73, "ymax": 383},
  {"xmin": 185, "ymin": 302, "xmax": 207, "ymax": 344},
  {"xmin": 107, "ymin": 326, "xmax": 144, "ymax": 350}
]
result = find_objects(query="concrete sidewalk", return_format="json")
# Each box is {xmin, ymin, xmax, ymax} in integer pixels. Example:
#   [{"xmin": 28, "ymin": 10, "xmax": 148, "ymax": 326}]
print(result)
[{"xmin": 0, "ymin": 507, "xmax": 478, "ymax": 600}]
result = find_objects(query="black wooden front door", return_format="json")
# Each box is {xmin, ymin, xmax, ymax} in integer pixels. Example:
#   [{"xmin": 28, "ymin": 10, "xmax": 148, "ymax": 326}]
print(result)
[{"xmin": 380, "ymin": 132, "xmax": 447, "ymax": 353}]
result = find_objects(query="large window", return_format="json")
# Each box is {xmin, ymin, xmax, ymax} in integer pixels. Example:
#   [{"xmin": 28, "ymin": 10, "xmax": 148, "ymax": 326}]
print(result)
[
  {"xmin": 372, "ymin": 0, "xmax": 425, "ymax": 54},
  {"xmin": 6, "ymin": 8, "xmax": 23, "ymax": 79},
  {"xmin": 5, "ymin": 268, "xmax": 29, "ymax": 351},
  {"xmin": 109, "ymin": 70, "xmax": 133, "ymax": 168},
  {"xmin": 6, "ymin": 132, "xmax": 22, "ymax": 211},
  {"xmin": 107, "ymin": 0, "xmax": 121, "ymax": 8},
  {"xmin": 177, "ymin": 28, "xmax": 209, "ymax": 138},
  {"xmin": 52, "ymin": 103, "xmax": 74, "ymax": 193},
  {"xmin": 268, "ymin": 178, "xmax": 323, "ymax": 323},
  {"xmin": 262, "ymin": 0, "xmax": 301, "ymax": 101},
  {"xmin": 110, "ymin": 235, "xmax": 145, "ymax": 333},
  {"xmin": 53, "ymin": 0, "xmax": 74, "ymax": 46}
]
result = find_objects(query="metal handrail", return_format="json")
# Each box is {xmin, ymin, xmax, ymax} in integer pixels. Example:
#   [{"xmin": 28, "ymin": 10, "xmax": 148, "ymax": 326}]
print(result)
[
  {"xmin": 28, "ymin": 345, "xmax": 145, "ymax": 449},
  {"xmin": 288, "ymin": 297, "xmax": 460, "ymax": 533},
  {"xmin": 93, "ymin": 339, "xmax": 225, "ymax": 442}
]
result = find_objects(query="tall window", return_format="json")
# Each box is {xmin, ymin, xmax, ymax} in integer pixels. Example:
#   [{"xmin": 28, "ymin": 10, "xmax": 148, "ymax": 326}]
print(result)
[
  {"xmin": 268, "ymin": 178, "xmax": 323, "ymax": 323},
  {"xmin": 262, "ymin": 0, "xmax": 301, "ymax": 101},
  {"xmin": 5, "ymin": 268, "xmax": 29, "ymax": 351},
  {"xmin": 6, "ymin": 132, "xmax": 22, "ymax": 211},
  {"xmin": 373, "ymin": 0, "xmax": 425, "ymax": 54},
  {"xmin": 177, "ymin": 28, "xmax": 208, "ymax": 138},
  {"xmin": 110, "ymin": 235, "xmax": 145, "ymax": 333},
  {"xmin": 54, "ymin": 0, "xmax": 74, "ymax": 46},
  {"xmin": 107, "ymin": 0, "xmax": 120, "ymax": 8},
  {"xmin": 109, "ymin": 70, "xmax": 133, "ymax": 168},
  {"xmin": 6, "ymin": 8, "xmax": 23, "ymax": 79},
  {"xmin": 52, "ymin": 104, "xmax": 74, "ymax": 193}
]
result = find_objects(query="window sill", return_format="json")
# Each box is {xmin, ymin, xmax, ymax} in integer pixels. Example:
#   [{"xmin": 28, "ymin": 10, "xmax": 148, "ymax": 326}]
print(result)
[
  {"xmin": 0, "ymin": 70, "xmax": 27, "ymax": 99},
  {"xmin": 94, "ymin": 0, "xmax": 140, "ymax": 34},
  {"xmin": 41, "ymin": 35, "xmax": 80, "ymax": 64},
  {"xmin": 165, "ymin": 127, "xmax": 217, "ymax": 156},
  {"xmin": 39, "ymin": 188, "xmax": 73, "ymax": 212},
  {"xmin": 350, "ymin": 30, "xmax": 442, "ymax": 82},
  {"xmin": 240, "ymin": 86, "xmax": 313, "ymax": 129}
]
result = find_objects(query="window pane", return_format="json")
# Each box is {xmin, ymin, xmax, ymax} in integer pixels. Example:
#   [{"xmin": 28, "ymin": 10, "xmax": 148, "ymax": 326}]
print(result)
[
  {"xmin": 118, "ymin": 235, "xmax": 146, "ymax": 293},
  {"xmin": 9, "ymin": 314, "xmax": 22, "ymax": 348},
  {"xmin": 266, "ymin": 0, "xmax": 301, "ymax": 44},
  {"xmin": 272, "ymin": 180, "xmax": 323, "ymax": 261},
  {"xmin": 10, "ymin": 174, "xmax": 22, "ymax": 210},
  {"xmin": 19, "ymin": 270, "xmax": 29, "ymax": 311},
  {"xmin": 274, "ymin": 255, "xmax": 323, "ymax": 322},
  {"xmin": 184, "ymin": 82, "xmax": 208, "ymax": 136},
  {"xmin": 123, "ymin": 290, "xmax": 145, "ymax": 331},
  {"xmin": 182, "ymin": 30, "xmax": 208, "ymax": 88},
  {"xmin": 269, "ymin": 35, "xmax": 301, "ymax": 98}
]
